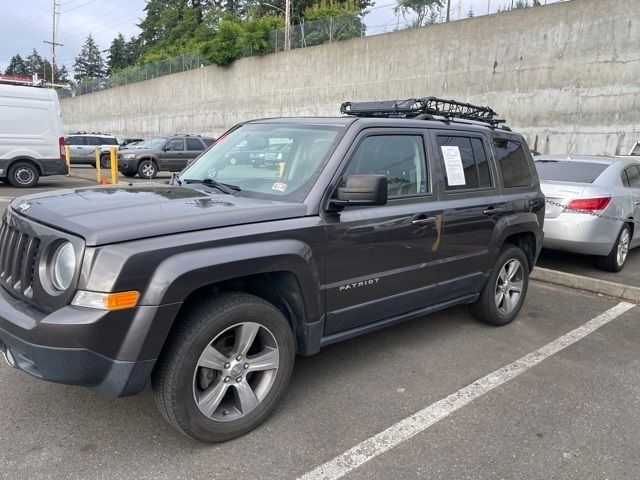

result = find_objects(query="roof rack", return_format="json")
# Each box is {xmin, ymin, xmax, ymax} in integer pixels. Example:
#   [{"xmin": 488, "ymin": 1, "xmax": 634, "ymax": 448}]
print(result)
[{"xmin": 340, "ymin": 97, "xmax": 507, "ymax": 127}]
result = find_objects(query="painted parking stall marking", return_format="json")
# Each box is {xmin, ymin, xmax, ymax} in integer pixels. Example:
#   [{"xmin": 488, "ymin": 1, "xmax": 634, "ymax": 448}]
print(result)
[{"xmin": 299, "ymin": 301, "xmax": 636, "ymax": 480}]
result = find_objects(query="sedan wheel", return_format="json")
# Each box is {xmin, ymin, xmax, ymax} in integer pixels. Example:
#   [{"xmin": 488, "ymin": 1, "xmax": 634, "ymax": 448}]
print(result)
[{"xmin": 597, "ymin": 224, "xmax": 631, "ymax": 272}]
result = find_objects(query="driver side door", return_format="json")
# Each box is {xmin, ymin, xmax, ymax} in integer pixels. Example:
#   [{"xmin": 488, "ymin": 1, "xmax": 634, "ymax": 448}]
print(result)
[{"xmin": 158, "ymin": 138, "xmax": 185, "ymax": 171}]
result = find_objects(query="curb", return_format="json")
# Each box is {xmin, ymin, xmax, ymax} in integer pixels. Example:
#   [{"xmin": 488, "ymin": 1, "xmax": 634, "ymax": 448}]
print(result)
[{"xmin": 531, "ymin": 267, "xmax": 640, "ymax": 304}]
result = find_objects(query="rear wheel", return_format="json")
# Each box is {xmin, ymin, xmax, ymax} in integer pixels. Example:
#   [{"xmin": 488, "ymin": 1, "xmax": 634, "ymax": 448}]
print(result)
[
  {"xmin": 152, "ymin": 293, "xmax": 295, "ymax": 443},
  {"xmin": 596, "ymin": 224, "xmax": 631, "ymax": 272},
  {"xmin": 100, "ymin": 154, "xmax": 111, "ymax": 169},
  {"xmin": 137, "ymin": 159, "xmax": 157, "ymax": 179},
  {"xmin": 470, "ymin": 245, "xmax": 529, "ymax": 326},
  {"xmin": 7, "ymin": 161, "xmax": 39, "ymax": 188}
]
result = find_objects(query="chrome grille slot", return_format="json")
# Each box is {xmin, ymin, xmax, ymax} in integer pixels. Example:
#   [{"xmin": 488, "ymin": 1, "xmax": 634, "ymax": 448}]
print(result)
[{"xmin": 0, "ymin": 221, "xmax": 41, "ymax": 299}]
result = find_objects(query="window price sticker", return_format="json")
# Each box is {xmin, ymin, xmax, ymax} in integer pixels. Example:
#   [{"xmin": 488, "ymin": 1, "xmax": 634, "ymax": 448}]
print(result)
[{"xmin": 441, "ymin": 146, "xmax": 466, "ymax": 186}]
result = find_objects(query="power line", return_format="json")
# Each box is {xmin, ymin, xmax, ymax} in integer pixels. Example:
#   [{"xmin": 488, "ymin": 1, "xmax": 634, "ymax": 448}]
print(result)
[{"xmin": 60, "ymin": 0, "xmax": 97, "ymax": 14}]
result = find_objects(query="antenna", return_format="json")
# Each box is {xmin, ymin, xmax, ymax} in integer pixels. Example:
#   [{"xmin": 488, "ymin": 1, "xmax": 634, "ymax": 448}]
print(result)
[{"xmin": 43, "ymin": 0, "xmax": 63, "ymax": 84}]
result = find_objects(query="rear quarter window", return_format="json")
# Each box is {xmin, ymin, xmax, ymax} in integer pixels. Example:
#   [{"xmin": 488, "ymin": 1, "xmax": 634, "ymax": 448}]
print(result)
[
  {"xmin": 100, "ymin": 137, "xmax": 118, "ymax": 145},
  {"xmin": 535, "ymin": 160, "xmax": 609, "ymax": 183},
  {"xmin": 494, "ymin": 139, "xmax": 533, "ymax": 188}
]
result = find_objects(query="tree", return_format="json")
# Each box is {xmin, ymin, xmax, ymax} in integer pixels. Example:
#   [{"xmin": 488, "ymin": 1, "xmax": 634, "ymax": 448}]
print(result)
[
  {"xmin": 467, "ymin": 6, "xmax": 474, "ymax": 18},
  {"xmin": 304, "ymin": 0, "xmax": 364, "ymax": 45},
  {"xmin": 243, "ymin": 15, "xmax": 283, "ymax": 55},
  {"xmin": 4, "ymin": 54, "xmax": 29, "ymax": 76},
  {"xmin": 107, "ymin": 33, "xmax": 129, "ymax": 74},
  {"xmin": 200, "ymin": 17, "xmax": 244, "ymax": 66},
  {"xmin": 73, "ymin": 34, "xmax": 105, "ymax": 81},
  {"xmin": 25, "ymin": 49, "xmax": 45, "ymax": 78},
  {"xmin": 56, "ymin": 64, "xmax": 70, "ymax": 83},
  {"xmin": 394, "ymin": 0, "xmax": 443, "ymax": 27}
]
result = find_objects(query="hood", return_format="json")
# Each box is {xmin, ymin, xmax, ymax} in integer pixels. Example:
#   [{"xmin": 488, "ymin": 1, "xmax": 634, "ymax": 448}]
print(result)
[{"xmin": 9, "ymin": 185, "xmax": 308, "ymax": 246}]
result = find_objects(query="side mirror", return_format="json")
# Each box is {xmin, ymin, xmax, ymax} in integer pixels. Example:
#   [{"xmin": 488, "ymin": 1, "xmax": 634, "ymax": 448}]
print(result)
[{"xmin": 329, "ymin": 174, "xmax": 388, "ymax": 210}]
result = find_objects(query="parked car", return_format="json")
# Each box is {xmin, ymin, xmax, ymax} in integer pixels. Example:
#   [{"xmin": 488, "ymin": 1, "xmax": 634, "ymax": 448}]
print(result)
[
  {"xmin": 0, "ymin": 97, "xmax": 544, "ymax": 442},
  {"xmin": 120, "ymin": 138, "xmax": 144, "ymax": 148},
  {"xmin": 65, "ymin": 132, "xmax": 119, "ymax": 167},
  {"xmin": 117, "ymin": 134, "xmax": 214, "ymax": 178},
  {"xmin": 535, "ymin": 155, "xmax": 640, "ymax": 271},
  {"xmin": 253, "ymin": 142, "xmax": 293, "ymax": 168},
  {"xmin": 0, "ymin": 83, "xmax": 67, "ymax": 187}
]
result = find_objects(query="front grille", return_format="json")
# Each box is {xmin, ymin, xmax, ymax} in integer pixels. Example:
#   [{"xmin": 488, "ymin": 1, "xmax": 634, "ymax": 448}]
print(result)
[{"xmin": 0, "ymin": 221, "xmax": 41, "ymax": 299}]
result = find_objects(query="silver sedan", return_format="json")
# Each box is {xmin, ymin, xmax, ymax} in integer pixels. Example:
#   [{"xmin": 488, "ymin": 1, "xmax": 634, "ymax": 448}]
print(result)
[{"xmin": 535, "ymin": 155, "xmax": 640, "ymax": 271}]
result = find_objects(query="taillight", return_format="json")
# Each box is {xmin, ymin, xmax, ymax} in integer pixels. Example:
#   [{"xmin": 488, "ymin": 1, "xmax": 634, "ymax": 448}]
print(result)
[
  {"xmin": 566, "ymin": 197, "xmax": 611, "ymax": 212},
  {"xmin": 59, "ymin": 137, "xmax": 66, "ymax": 160}
]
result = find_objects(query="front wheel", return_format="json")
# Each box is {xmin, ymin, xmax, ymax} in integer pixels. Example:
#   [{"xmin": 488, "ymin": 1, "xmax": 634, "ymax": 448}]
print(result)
[
  {"xmin": 152, "ymin": 293, "xmax": 295, "ymax": 443},
  {"xmin": 7, "ymin": 161, "xmax": 39, "ymax": 188},
  {"xmin": 470, "ymin": 245, "xmax": 529, "ymax": 326},
  {"xmin": 596, "ymin": 224, "xmax": 631, "ymax": 272}
]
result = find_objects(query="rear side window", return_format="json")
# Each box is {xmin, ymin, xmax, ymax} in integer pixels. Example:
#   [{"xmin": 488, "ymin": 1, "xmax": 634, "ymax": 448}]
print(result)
[
  {"xmin": 203, "ymin": 138, "xmax": 215, "ymax": 147},
  {"xmin": 65, "ymin": 136, "xmax": 84, "ymax": 145},
  {"xmin": 535, "ymin": 160, "xmax": 608, "ymax": 183},
  {"xmin": 437, "ymin": 136, "xmax": 492, "ymax": 190},
  {"xmin": 186, "ymin": 138, "xmax": 205, "ymax": 151},
  {"xmin": 100, "ymin": 137, "xmax": 118, "ymax": 145},
  {"xmin": 626, "ymin": 165, "xmax": 640, "ymax": 187},
  {"xmin": 494, "ymin": 139, "xmax": 533, "ymax": 188},
  {"xmin": 85, "ymin": 137, "xmax": 101, "ymax": 146}
]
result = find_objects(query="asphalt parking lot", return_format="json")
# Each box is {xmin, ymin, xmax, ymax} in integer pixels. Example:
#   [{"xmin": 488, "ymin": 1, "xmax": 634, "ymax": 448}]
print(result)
[{"xmin": 0, "ymin": 171, "xmax": 639, "ymax": 479}]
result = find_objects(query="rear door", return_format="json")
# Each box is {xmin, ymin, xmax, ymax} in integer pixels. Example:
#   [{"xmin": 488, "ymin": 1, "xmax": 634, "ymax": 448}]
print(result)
[
  {"xmin": 185, "ymin": 138, "xmax": 205, "ymax": 169},
  {"xmin": 65, "ymin": 135, "xmax": 87, "ymax": 162},
  {"xmin": 430, "ymin": 131, "xmax": 506, "ymax": 301},
  {"xmin": 323, "ymin": 129, "xmax": 446, "ymax": 336}
]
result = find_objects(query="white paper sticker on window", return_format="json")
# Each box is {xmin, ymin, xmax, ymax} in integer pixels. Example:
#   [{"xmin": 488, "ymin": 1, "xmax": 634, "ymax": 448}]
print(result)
[{"xmin": 441, "ymin": 146, "xmax": 466, "ymax": 186}]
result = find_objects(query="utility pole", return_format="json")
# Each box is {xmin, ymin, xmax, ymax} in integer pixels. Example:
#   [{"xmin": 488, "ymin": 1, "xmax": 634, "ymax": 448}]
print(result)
[
  {"xmin": 457, "ymin": 0, "xmax": 462, "ymax": 20},
  {"xmin": 43, "ymin": 0, "xmax": 62, "ymax": 83},
  {"xmin": 284, "ymin": 0, "xmax": 291, "ymax": 51},
  {"xmin": 445, "ymin": 0, "xmax": 451, "ymax": 22},
  {"xmin": 487, "ymin": 0, "xmax": 491, "ymax": 14}
]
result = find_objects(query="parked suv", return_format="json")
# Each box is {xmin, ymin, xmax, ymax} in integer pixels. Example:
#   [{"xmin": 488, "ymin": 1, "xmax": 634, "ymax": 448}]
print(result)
[
  {"xmin": 117, "ymin": 134, "xmax": 215, "ymax": 178},
  {"xmin": 0, "ymin": 98, "xmax": 544, "ymax": 443},
  {"xmin": 64, "ymin": 132, "xmax": 119, "ymax": 166}
]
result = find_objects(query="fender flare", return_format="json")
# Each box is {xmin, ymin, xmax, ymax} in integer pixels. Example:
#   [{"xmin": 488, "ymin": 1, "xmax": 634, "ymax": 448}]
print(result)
[{"xmin": 489, "ymin": 213, "xmax": 543, "ymax": 265}]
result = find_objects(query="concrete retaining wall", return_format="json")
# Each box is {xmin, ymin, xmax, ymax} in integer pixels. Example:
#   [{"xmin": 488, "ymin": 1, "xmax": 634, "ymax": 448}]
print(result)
[{"xmin": 60, "ymin": 0, "xmax": 640, "ymax": 155}]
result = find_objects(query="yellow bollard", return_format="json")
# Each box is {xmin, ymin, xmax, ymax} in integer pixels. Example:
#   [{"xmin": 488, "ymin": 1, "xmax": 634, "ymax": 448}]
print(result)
[
  {"xmin": 64, "ymin": 145, "xmax": 71, "ymax": 177},
  {"xmin": 110, "ymin": 147, "xmax": 117, "ymax": 185},
  {"xmin": 95, "ymin": 148, "xmax": 102, "ymax": 184},
  {"xmin": 278, "ymin": 161, "xmax": 285, "ymax": 177}
]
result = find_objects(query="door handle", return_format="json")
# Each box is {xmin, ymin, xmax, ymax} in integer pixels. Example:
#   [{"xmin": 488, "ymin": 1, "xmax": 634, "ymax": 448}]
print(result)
[
  {"xmin": 483, "ymin": 206, "xmax": 504, "ymax": 215},
  {"xmin": 412, "ymin": 216, "xmax": 436, "ymax": 226}
]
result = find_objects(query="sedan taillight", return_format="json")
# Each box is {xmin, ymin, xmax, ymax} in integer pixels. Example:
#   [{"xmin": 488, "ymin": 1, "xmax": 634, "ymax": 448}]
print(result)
[{"xmin": 566, "ymin": 197, "xmax": 611, "ymax": 212}]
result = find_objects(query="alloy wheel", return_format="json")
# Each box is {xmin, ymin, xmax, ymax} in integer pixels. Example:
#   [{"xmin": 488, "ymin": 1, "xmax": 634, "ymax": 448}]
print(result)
[
  {"xmin": 617, "ymin": 228, "xmax": 630, "ymax": 267},
  {"xmin": 495, "ymin": 258, "xmax": 524, "ymax": 315},
  {"xmin": 192, "ymin": 322, "xmax": 279, "ymax": 423}
]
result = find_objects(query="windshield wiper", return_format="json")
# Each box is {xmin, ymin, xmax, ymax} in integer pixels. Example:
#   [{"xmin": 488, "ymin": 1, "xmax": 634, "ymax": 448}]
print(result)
[{"xmin": 182, "ymin": 178, "xmax": 241, "ymax": 194}]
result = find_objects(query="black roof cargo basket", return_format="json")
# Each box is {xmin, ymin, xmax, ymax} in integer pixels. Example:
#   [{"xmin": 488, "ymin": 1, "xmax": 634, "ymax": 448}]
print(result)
[{"xmin": 340, "ymin": 97, "xmax": 507, "ymax": 127}]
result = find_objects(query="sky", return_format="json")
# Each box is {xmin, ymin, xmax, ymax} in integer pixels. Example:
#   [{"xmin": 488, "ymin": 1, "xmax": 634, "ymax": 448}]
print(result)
[{"xmin": 0, "ymin": 0, "xmax": 566, "ymax": 74}]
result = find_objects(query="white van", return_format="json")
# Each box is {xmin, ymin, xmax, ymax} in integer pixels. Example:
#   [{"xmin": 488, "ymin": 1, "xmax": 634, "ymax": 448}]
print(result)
[{"xmin": 0, "ymin": 83, "xmax": 67, "ymax": 187}]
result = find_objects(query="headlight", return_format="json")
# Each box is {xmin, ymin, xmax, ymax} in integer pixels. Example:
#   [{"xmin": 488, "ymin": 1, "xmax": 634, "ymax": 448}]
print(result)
[
  {"xmin": 50, "ymin": 242, "xmax": 75, "ymax": 290},
  {"xmin": 122, "ymin": 153, "xmax": 137, "ymax": 159}
]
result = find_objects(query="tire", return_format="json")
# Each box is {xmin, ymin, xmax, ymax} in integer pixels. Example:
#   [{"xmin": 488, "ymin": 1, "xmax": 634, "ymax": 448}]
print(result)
[
  {"xmin": 152, "ymin": 292, "xmax": 295, "ymax": 443},
  {"xmin": 229, "ymin": 157, "xmax": 237, "ymax": 165},
  {"xmin": 137, "ymin": 159, "xmax": 157, "ymax": 179},
  {"xmin": 100, "ymin": 154, "xmax": 111, "ymax": 169},
  {"xmin": 596, "ymin": 224, "xmax": 631, "ymax": 272},
  {"xmin": 470, "ymin": 245, "xmax": 529, "ymax": 326},
  {"xmin": 7, "ymin": 161, "xmax": 39, "ymax": 188}
]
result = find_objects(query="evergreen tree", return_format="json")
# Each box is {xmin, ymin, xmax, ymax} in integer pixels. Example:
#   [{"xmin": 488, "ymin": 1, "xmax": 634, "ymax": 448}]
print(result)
[
  {"xmin": 56, "ymin": 64, "xmax": 70, "ymax": 83},
  {"xmin": 73, "ymin": 34, "xmax": 105, "ymax": 81},
  {"xmin": 125, "ymin": 35, "xmax": 144, "ymax": 65},
  {"xmin": 4, "ymin": 54, "xmax": 30, "ymax": 76},
  {"xmin": 25, "ymin": 49, "xmax": 45, "ymax": 78},
  {"xmin": 107, "ymin": 33, "xmax": 129, "ymax": 74}
]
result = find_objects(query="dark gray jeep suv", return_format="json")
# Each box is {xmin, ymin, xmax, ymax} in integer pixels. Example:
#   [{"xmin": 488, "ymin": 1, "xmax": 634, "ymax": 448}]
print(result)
[{"xmin": 0, "ymin": 98, "xmax": 544, "ymax": 442}]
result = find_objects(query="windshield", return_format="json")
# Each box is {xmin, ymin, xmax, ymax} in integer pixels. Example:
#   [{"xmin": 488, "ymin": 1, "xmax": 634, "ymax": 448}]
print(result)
[
  {"xmin": 180, "ymin": 123, "xmax": 342, "ymax": 201},
  {"xmin": 535, "ymin": 160, "xmax": 609, "ymax": 183},
  {"xmin": 145, "ymin": 137, "xmax": 168, "ymax": 149}
]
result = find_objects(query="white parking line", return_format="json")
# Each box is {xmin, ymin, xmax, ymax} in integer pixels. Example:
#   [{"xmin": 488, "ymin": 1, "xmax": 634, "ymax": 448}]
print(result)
[{"xmin": 299, "ymin": 301, "xmax": 636, "ymax": 480}]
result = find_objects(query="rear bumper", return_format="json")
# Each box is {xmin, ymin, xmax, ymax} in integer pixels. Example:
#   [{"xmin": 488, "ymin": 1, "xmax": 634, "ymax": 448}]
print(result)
[
  {"xmin": 542, "ymin": 213, "xmax": 622, "ymax": 256},
  {"xmin": 0, "ymin": 286, "xmax": 182, "ymax": 397}
]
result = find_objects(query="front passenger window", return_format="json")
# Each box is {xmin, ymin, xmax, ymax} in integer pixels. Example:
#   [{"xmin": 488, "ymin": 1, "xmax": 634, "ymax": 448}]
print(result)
[
  {"xmin": 165, "ymin": 138, "xmax": 185, "ymax": 151},
  {"xmin": 339, "ymin": 135, "xmax": 428, "ymax": 197}
]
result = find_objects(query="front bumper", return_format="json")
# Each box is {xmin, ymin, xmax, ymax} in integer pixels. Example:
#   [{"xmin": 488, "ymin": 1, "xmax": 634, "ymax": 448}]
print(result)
[
  {"xmin": 0, "ymin": 286, "xmax": 181, "ymax": 397},
  {"xmin": 117, "ymin": 158, "xmax": 139, "ymax": 175},
  {"xmin": 542, "ymin": 213, "xmax": 622, "ymax": 256}
]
